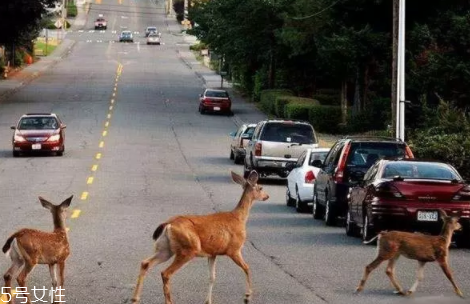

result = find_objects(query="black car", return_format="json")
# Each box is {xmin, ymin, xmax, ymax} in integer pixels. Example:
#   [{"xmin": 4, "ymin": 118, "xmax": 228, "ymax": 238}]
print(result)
[{"xmin": 312, "ymin": 136, "xmax": 414, "ymax": 226}]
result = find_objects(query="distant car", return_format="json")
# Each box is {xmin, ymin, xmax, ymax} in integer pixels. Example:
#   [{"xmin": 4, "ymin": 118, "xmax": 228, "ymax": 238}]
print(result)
[
  {"xmin": 198, "ymin": 89, "xmax": 232, "ymax": 115},
  {"xmin": 44, "ymin": 1, "xmax": 62, "ymax": 15},
  {"xmin": 119, "ymin": 31, "xmax": 133, "ymax": 42},
  {"xmin": 286, "ymin": 148, "xmax": 330, "ymax": 212},
  {"xmin": 94, "ymin": 15, "xmax": 107, "ymax": 30},
  {"xmin": 11, "ymin": 113, "xmax": 66, "ymax": 157},
  {"xmin": 145, "ymin": 26, "xmax": 160, "ymax": 37},
  {"xmin": 346, "ymin": 159, "xmax": 470, "ymax": 247},
  {"xmin": 146, "ymin": 33, "xmax": 161, "ymax": 45},
  {"xmin": 229, "ymin": 124, "xmax": 257, "ymax": 164}
]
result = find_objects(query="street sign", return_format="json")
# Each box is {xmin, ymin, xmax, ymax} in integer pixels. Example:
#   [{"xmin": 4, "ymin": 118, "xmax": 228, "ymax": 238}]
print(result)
[{"xmin": 54, "ymin": 19, "xmax": 63, "ymax": 29}]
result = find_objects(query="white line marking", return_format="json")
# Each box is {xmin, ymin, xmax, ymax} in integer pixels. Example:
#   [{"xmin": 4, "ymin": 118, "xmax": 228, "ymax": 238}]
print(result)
[{"xmin": 89, "ymin": 30, "xmax": 95, "ymax": 33}]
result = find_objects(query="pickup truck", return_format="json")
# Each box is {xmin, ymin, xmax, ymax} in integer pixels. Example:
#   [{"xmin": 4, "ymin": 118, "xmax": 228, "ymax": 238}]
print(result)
[{"xmin": 94, "ymin": 16, "xmax": 107, "ymax": 30}]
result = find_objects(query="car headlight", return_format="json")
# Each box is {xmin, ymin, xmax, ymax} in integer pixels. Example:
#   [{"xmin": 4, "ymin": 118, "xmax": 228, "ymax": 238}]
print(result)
[
  {"xmin": 47, "ymin": 134, "xmax": 61, "ymax": 142},
  {"xmin": 14, "ymin": 134, "xmax": 26, "ymax": 142}
]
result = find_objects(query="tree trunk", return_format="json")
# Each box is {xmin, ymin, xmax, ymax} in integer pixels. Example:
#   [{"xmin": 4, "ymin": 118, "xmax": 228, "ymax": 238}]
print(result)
[
  {"xmin": 341, "ymin": 80, "xmax": 348, "ymax": 124},
  {"xmin": 268, "ymin": 51, "xmax": 275, "ymax": 89},
  {"xmin": 353, "ymin": 69, "xmax": 361, "ymax": 115},
  {"xmin": 391, "ymin": 0, "xmax": 399, "ymax": 137},
  {"xmin": 363, "ymin": 63, "xmax": 370, "ymax": 110}
]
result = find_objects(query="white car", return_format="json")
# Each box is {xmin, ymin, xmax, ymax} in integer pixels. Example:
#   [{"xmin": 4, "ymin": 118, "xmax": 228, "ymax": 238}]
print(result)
[
  {"xmin": 286, "ymin": 148, "xmax": 330, "ymax": 213},
  {"xmin": 146, "ymin": 33, "xmax": 161, "ymax": 45}
]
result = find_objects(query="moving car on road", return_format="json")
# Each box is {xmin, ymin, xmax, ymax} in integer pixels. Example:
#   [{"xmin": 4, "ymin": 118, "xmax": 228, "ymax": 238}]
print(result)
[
  {"xmin": 286, "ymin": 148, "xmax": 330, "ymax": 213},
  {"xmin": 94, "ymin": 15, "xmax": 107, "ymax": 30},
  {"xmin": 229, "ymin": 123, "xmax": 257, "ymax": 164},
  {"xmin": 119, "ymin": 31, "xmax": 134, "ymax": 43},
  {"xmin": 346, "ymin": 159, "xmax": 470, "ymax": 248},
  {"xmin": 145, "ymin": 26, "xmax": 160, "ymax": 37},
  {"xmin": 11, "ymin": 113, "xmax": 66, "ymax": 157},
  {"xmin": 146, "ymin": 33, "xmax": 161, "ymax": 45},
  {"xmin": 198, "ymin": 89, "xmax": 232, "ymax": 115}
]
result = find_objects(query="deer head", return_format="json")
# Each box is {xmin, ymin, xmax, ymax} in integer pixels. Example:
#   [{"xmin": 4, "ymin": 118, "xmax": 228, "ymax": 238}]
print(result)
[
  {"xmin": 39, "ymin": 195, "xmax": 73, "ymax": 229},
  {"xmin": 231, "ymin": 170, "xmax": 269, "ymax": 201},
  {"xmin": 439, "ymin": 209, "xmax": 462, "ymax": 232}
]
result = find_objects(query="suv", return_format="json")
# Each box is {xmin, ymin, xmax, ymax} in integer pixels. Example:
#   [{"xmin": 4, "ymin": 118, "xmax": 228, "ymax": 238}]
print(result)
[
  {"xmin": 94, "ymin": 15, "xmax": 107, "ymax": 30},
  {"xmin": 244, "ymin": 120, "xmax": 318, "ymax": 178},
  {"xmin": 312, "ymin": 136, "xmax": 414, "ymax": 226}
]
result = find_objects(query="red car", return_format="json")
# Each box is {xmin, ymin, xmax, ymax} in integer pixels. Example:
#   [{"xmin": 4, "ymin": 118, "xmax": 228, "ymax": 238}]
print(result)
[
  {"xmin": 198, "ymin": 89, "xmax": 232, "ymax": 115},
  {"xmin": 11, "ymin": 113, "xmax": 66, "ymax": 157},
  {"xmin": 346, "ymin": 159, "xmax": 470, "ymax": 247}
]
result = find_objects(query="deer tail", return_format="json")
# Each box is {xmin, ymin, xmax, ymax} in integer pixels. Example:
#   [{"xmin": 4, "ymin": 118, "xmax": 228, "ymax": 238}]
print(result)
[
  {"xmin": 362, "ymin": 234, "xmax": 380, "ymax": 245},
  {"xmin": 2, "ymin": 234, "xmax": 18, "ymax": 257},
  {"xmin": 152, "ymin": 223, "xmax": 168, "ymax": 241}
]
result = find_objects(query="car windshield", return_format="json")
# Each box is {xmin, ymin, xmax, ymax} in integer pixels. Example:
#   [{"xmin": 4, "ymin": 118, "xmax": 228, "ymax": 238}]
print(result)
[
  {"xmin": 309, "ymin": 151, "xmax": 328, "ymax": 165},
  {"xmin": 147, "ymin": 27, "xmax": 157, "ymax": 31},
  {"xmin": 205, "ymin": 90, "xmax": 228, "ymax": 98},
  {"xmin": 382, "ymin": 162, "xmax": 461, "ymax": 180},
  {"xmin": 96, "ymin": 18, "xmax": 105, "ymax": 22},
  {"xmin": 122, "ymin": 32, "xmax": 131, "ymax": 36},
  {"xmin": 18, "ymin": 117, "xmax": 58, "ymax": 130},
  {"xmin": 149, "ymin": 34, "xmax": 159, "ymax": 37},
  {"xmin": 347, "ymin": 142, "xmax": 407, "ymax": 168},
  {"xmin": 243, "ymin": 127, "xmax": 255, "ymax": 137},
  {"xmin": 260, "ymin": 123, "xmax": 315, "ymax": 144}
]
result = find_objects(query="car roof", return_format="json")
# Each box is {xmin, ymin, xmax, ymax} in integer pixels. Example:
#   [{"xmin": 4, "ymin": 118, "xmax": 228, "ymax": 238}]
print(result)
[
  {"xmin": 260, "ymin": 119, "xmax": 313, "ymax": 126},
  {"xmin": 121, "ymin": 30, "xmax": 132, "ymax": 33},
  {"xmin": 341, "ymin": 135, "xmax": 405, "ymax": 143},
  {"xmin": 205, "ymin": 89, "xmax": 228, "ymax": 93},
  {"xmin": 147, "ymin": 26, "xmax": 157, "ymax": 29},
  {"xmin": 310, "ymin": 147, "xmax": 331, "ymax": 152},
  {"xmin": 23, "ymin": 113, "xmax": 56, "ymax": 117}
]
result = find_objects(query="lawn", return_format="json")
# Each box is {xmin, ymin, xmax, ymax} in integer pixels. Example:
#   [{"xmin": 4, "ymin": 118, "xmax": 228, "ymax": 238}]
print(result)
[{"xmin": 34, "ymin": 40, "xmax": 58, "ymax": 56}]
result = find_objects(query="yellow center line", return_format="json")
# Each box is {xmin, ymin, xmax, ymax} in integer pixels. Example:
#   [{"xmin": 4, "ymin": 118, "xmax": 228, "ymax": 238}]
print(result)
[
  {"xmin": 99, "ymin": 141, "xmax": 105, "ymax": 148},
  {"xmin": 96, "ymin": 0, "xmax": 101, "ymax": 3},
  {"xmin": 102, "ymin": 130, "xmax": 108, "ymax": 136},
  {"xmin": 87, "ymin": 177, "xmax": 94, "ymax": 184},
  {"xmin": 71, "ymin": 210, "xmax": 81, "ymax": 218},
  {"xmin": 81, "ymin": 192, "xmax": 89, "ymax": 200},
  {"xmin": 91, "ymin": 165, "xmax": 98, "ymax": 172},
  {"xmin": 96, "ymin": 153, "xmax": 102, "ymax": 159},
  {"xmin": 1, "ymin": 290, "xmax": 16, "ymax": 302},
  {"xmin": 112, "ymin": 93, "xmax": 116, "ymax": 97},
  {"xmin": 105, "ymin": 121, "xmax": 109, "ymax": 127},
  {"xmin": 107, "ymin": 114, "xmax": 112, "ymax": 119},
  {"xmin": 114, "ymin": 87, "xmax": 117, "ymax": 92},
  {"xmin": 111, "ymin": 99, "xmax": 115, "ymax": 104},
  {"xmin": 109, "ymin": 105, "xmax": 113, "ymax": 111}
]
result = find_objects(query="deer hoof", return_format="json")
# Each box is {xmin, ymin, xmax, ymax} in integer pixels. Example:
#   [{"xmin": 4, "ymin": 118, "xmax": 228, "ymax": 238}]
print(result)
[
  {"xmin": 457, "ymin": 290, "xmax": 464, "ymax": 298},
  {"xmin": 130, "ymin": 297, "xmax": 139, "ymax": 303},
  {"xmin": 244, "ymin": 293, "xmax": 252, "ymax": 303},
  {"xmin": 393, "ymin": 290, "xmax": 406, "ymax": 296}
]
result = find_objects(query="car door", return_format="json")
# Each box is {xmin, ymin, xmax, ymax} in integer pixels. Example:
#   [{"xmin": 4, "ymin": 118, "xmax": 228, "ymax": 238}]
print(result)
[
  {"xmin": 246, "ymin": 122, "xmax": 263, "ymax": 166},
  {"xmin": 288, "ymin": 151, "xmax": 306, "ymax": 195},
  {"xmin": 356, "ymin": 162, "xmax": 380, "ymax": 225},
  {"xmin": 231, "ymin": 125, "xmax": 244, "ymax": 152},
  {"xmin": 315, "ymin": 141, "xmax": 344, "ymax": 205}
]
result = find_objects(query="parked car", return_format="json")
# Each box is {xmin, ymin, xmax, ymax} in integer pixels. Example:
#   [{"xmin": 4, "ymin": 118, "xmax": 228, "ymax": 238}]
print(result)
[
  {"xmin": 145, "ymin": 26, "xmax": 160, "ymax": 37},
  {"xmin": 244, "ymin": 119, "xmax": 319, "ymax": 179},
  {"xmin": 229, "ymin": 124, "xmax": 257, "ymax": 164},
  {"xmin": 94, "ymin": 15, "xmax": 107, "ymax": 30},
  {"xmin": 346, "ymin": 159, "xmax": 470, "ymax": 247},
  {"xmin": 11, "ymin": 113, "xmax": 66, "ymax": 157},
  {"xmin": 44, "ymin": 1, "xmax": 62, "ymax": 15},
  {"xmin": 198, "ymin": 89, "xmax": 232, "ymax": 115},
  {"xmin": 286, "ymin": 148, "xmax": 330, "ymax": 212},
  {"xmin": 119, "ymin": 31, "xmax": 133, "ymax": 42},
  {"xmin": 146, "ymin": 33, "xmax": 161, "ymax": 45},
  {"xmin": 313, "ymin": 136, "xmax": 414, "ymax": 226}
]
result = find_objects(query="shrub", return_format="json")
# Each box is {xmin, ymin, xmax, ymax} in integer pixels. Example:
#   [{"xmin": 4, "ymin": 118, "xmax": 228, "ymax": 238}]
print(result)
[
  {"xmin": 308, "ymin": 106, "xmax": 342, "ymax": 134},
  {"xmin": 315, "ymin": 94, "xmax": 340, "ymax": 105},
  {"xmin": 259, "ymin": 89, "xmax": 293, "ymax": 115},
  {"xmin": 316, "ymin": 88, "xmax": 340, "ymax": 96},
  {"xmin": 67, "ymin": 4, "xmax": 77, "ymax": 17},
  {"xmin": 189, "ymin": 42, "xmax": 208, "ymax": 51},
  {"xmin": 285, "ymin": 103, "xmax": 317, "ymax": 121},
  {"xmin": 252, "ymin": 68, "xmax": 268, "ymax": 102},
  {"xmin": 276, "ymin": 96, "xmax": 320, "ymax": 117}
]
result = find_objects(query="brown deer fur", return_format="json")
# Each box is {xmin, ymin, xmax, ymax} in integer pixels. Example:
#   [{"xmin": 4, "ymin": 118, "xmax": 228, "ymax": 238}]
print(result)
[
  {"xmin": 1, "ymin": 196, "xmax": 73, "ymax": 304},
  {"xmin": 131, "ymin": 170, "xmax": 269, "ymax": 304},
  {"xmin": 355, "ymin": 209, "xmax": 464, "ymax": 297}
]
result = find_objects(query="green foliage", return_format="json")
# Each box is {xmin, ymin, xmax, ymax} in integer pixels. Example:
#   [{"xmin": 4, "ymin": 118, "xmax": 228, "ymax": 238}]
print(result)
[
  {"xmin": 252, "ymin": 68, "xmax": 268, "ymax": 102},
  {"xmin": 276, "ymin": 96, "xmax": 320, "ymax": 117},
  {"xmin": 344, "ymin": 98, "xmax": 391, "ymax": 133},
  {"xmin": 14, "ymin": 49, "xmax": 25, "ymax": 66},
  {"xmin": 67, "ymin": 4, "xmax": 77, "ymax": 18},
  {"xmin": 259, "ymin": 89, "xmax": 294, "ymax": 115},
  {"xmin": 285, "ymin": 103, "xmax": 317, "ymax": 122},
  {"xmin": 308, "ymin": 106, "xmax": 342, "ymax": 134},
  {"xmin": 189, "ymin": 42, "xmax": 208, "ymax": 51},
  {"xmin": 315, "ymin": 94, "xmax": 339, "ymax": 105}
]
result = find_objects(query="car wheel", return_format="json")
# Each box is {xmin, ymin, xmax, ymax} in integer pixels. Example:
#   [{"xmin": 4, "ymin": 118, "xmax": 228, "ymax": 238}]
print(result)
[
  {"xmin": 362, "ymin": 214, "xmax": 376, "ymax": 244},
  {"xmin": 285, "ymin": 188, "xmax": 295, "ymax": 207},
  {"xmin": 12, "ymin": 151, "xmax": 19, "ymax": 157},
  {"xmin": 324, "ymin": 199, "xmax": 336, "ymax": 226},
  {"xmin": 312, "ymin": 194, "xmax": 324, "ymax": 220},
  {"xmin": 230, "ymin": 150, "xmax": 234, "ymax": 160},
  {"xmin": 295, "ymin": 191, "xmax": 308, "ymax": 213},
  {"xmin": 345, "ymin": 209, "xmax": 358, "ymax": 237},
  {"xmin": 199, "ymin": 106, "xmax": 205, "ymax": 114}
]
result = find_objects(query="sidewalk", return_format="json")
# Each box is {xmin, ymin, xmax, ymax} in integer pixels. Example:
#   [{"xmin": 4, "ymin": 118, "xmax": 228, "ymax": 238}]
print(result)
[{"xmin": 0, "ymin": 1, "xmax": 90, "ymax": 101}]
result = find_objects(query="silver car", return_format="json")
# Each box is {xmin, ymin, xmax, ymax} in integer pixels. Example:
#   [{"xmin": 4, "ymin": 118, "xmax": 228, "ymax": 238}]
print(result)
[
  {"xmin": 146, "ymin": 33, "xmax": 161, "ymax": 45},
  {"xmin": 229, "ymin": 123, "xmax": 257, "ymax": 164},
  {"xmin": 244, "ymin": 119, "xmax": 319, "ymax": 178}
]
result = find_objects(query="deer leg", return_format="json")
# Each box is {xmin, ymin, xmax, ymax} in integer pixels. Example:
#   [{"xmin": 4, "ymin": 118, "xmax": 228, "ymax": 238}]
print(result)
[
  {"xmin": 161, "ymin": 253, "xmax": 195, "ymax": 304},
  {"xmin": 204, "ymin": 256, "xmax": 217, "ymax": 304},
  {"xmin": 16, "ymin": 262, "xmax": 35, "ymax": 304},
  {"xmin": 57, "ymin": 261, "xmax": 66, "ymax": 303},
  {"xmin": 384, "ymin": 256, "xmax": 405, "ymax": 295},
  {"xmin": 228, "ymin": 251, "xmax": 252, "ymax": 304},
  {"xmin": 438, "ymin": 259, "xmax": 464, "ymax": 298},
  {"xmin": 3, "ymin": 258, "xmax": 24, "ymax": 304},
  {"xmin": 406, "ymin": 261, "xmax": 426, "ymax": 295},
  {"xmin": 131, "ymin": 250, "xmax": 173, "ymax": 304},
  {"xmin": 49, "ymin": 264, "xmax": 58, "ymax": 303},
  {"xmin": 355, "ymin": 257, "xmax": 385, "ymax": 294}
]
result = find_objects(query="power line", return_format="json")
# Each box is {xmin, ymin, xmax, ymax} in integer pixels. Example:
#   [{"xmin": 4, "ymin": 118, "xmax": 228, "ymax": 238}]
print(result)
[{"xmin": 290, "ymin": 0, "xmax": 341, "ymax": 20}]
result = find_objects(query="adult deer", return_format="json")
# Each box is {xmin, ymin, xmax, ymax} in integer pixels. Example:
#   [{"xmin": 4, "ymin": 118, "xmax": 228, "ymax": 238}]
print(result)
[
  {"xmin": 2, "ymin": 195, "xmax": 73, "ymax": 304},
  {"xmin": 131, "ymin": 170, "xmax": 269, "ymax": 304},
  {"xmin": 355, "ymin": 209, "xmax": 464, "ymax": 298}
]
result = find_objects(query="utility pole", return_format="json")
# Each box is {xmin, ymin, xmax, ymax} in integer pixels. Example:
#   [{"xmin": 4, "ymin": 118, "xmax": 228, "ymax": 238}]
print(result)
[
  {"xmin": 391, "ymin": 0, "xmax": 398, "ymax": 137},
  {"xmin": 396, "ymin": 0, "xmax": 406, "ymax": 141},
  {"xmin": 61, "ymin": 0, "xmax": 66, "ymax": 41}
]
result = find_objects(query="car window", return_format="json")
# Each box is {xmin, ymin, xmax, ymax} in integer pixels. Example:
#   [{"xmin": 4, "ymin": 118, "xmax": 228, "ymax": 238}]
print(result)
[
  {"xmin": 382, "ymin": 162, "xmax": 460, "ymax": 180},
  {"xmin": 323, "ymin": 141, "xmax": 343, "ymax": 168},
  {"xmin": 243, "ymin": 127, "xmax": 255, "ymax": 137},
  {"xmin": 235, "ymin": 126, "xmax": 244, "ymax": 137},
  {"xmin": 308, "ymin": 151, "xmax": 328, "ymax": 166},
  {"xmin": 252, "ymin": 123, "xmax": 263, "ymax": 140},
  {"xmin": 205, "ymin": 91, "xmax": 228, "ymax": 98},
  {"xmin": 296, "ymin": 151, "xmax": 306, "ymax": 167},
  {"xmin": 260, "ymin": 123, "xmax": 315, "ymax": 144},
  {"xmin": 19, "ymin": 117, "xmax": 58, "ymax": 130},
  {"xmin": 364, "ymin": 162, "xmax": 380, "ymax": 182},
  {"xmin": 347, "ymin": 142, "xmax": 407, "ymax": 168}
]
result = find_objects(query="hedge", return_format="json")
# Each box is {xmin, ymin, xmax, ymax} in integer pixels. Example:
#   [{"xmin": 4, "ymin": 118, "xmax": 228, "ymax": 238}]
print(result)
[
  {"xmin": 67, "ymin": 4, "xmax": 77, "ymax": 17},
  {"xmin": 259, "ymin": 89, "xmax": 293, "ymax": 115},
  {"xmin": 308, "ymin": 106, "xmax": 342, "ymax": 134},
  {"xmin": 315, "ymin": 94, "xmax": 340, "ymax": 106},
  {"xmin": 285, "ymin": 103, "xmax": 317, "ymax": 121},
  {"xmin": 275, "ymin": 96, "xmax": 319, "ymax": 117}
]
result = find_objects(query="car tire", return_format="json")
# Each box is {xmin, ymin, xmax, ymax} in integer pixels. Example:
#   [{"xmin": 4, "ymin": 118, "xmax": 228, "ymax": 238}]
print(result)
[
  {"xmin": 295, "ymin": 191, "xmax": 308, "ymax": 213},
  {"xmin": 324, "ymin": 199, "xmax": 336, "ymax": 226},
  {"xmin": 312, "ymin": 194, "xmax": 324, "ymax": 220},
  {"xmin": 345, "ymin": 209, "xmax": 358, "ymax": 237},
  {"xmin": 234, "ymin": 154, "xmax": 243, "ymax": 165},
  {"xmin": 362, "ymin": 214, "xmax": 377, "ymax": 244},
  {"xmin": 286, "ymin": 188, "xmax": 295, "ymax": 207},
  {"xmin": 230, "ymin": 150, "xmax": 234, "ymax": 160},
  {"xmin": 12, "ymin": 151, "xmax": 19, "ymax": 157},
  {"xmin": 199, "ymin": 106, "xmax": 205, "ymax": 114}
]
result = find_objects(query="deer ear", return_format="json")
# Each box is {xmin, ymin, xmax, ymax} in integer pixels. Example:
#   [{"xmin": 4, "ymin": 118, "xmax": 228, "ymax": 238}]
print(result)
[
  {"xmin": 60, "ymin": 195, "xmax": 73, "ymax": 208},
  {"xmin": 439, "ymin": 209, "xmax": 448, "ymax": 219},
  {"xmin": 231, "ymin": 171, "xmax": 245, "ymax": 186},
  {"xmin": 247, "ymin": 170, "xmax": 259, "ymax": 185},
  {"xmin": 39, "ymin": 197, "xmax": 53, "ymax": 210}
]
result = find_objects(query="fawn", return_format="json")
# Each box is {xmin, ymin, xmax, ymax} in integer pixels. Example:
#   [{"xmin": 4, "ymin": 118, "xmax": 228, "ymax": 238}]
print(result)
[
  {"xmin": 131, "ymin": 170, "xmax": 269, "ymax": 304},
  {"xmin": 355, "ymin": 209, "xmax": 464, "ymax": 297}
]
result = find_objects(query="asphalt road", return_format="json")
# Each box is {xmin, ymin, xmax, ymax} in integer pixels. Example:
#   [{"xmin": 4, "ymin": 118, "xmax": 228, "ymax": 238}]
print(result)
[{"xmin": 0, "ymin": 0, "xmax": 470, "ymax": 304}]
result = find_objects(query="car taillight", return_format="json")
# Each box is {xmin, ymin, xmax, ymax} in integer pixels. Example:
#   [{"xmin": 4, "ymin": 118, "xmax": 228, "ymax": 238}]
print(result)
[
  {"xmin": 255, "ymin": 143, "xmax": 262, "ymax": 156},
  {"xmin": 405, "ymin": 146, "xmax": 414, "ymax": 158},
  {"xmin": 334, "ymin": 143, "xmax": 351, "ymax": 183},
  {"xmin": 374, "ymin": 183, "xmax": 404, "ymax": 199},
  {"xmin": 452, "ymin": 186, "xmax": 470, "ymax": 201},
  {"xmin": 203, "ymin": 98, "xmax": 211, "ymax": 104},
  {"xmin": 305, "ymin": 171, "xmax": 315, "ymax": 184}
]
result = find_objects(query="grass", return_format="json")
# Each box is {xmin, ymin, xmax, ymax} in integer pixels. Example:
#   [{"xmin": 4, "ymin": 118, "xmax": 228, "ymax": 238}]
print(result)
[{"xmin": 34, "ymin": 40, "xmax": 58, "ymax": 56}]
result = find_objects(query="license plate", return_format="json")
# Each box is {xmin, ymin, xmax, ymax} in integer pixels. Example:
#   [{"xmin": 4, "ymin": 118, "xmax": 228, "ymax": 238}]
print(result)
[
  {"xmin": 32, "ymin": 143, "xmax": 41, "ymax": 150},
  {"xmin": 213, "ymin": 107, "xmax": 221, "ymax": 111},
  {"xmin": 417, "ymin": 211, "xmax": 438, "ymax": 222}
]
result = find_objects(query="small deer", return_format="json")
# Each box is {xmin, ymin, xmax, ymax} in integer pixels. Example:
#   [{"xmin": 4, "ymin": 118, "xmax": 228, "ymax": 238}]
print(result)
[
  {"xmin": 2, "ymin": 196, "xmax": 73, "ymax": 304},
  {"xmin": 355, "ymin": 209, "xmax": 464, "ymax": 298},
  {"xmin": 131, "ymin": 170, "xmax": 269, "ymax": 304}
]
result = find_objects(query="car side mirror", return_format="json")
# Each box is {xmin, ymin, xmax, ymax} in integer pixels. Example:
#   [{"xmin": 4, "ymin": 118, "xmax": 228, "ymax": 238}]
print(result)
[
  {"xmin": 10, "ymin": 126, "xmax": 16, "ymax": 130},
  {"xmin": 311, "ymin": 159, "xmax": 323, "ymax": 168},
  {"xmin": 199, "ymin": 94, "xmax": 203, "ymax": 98},
  {"xmin": 241, "ymin": 133, "xmax": 251, "ymax": 139}
]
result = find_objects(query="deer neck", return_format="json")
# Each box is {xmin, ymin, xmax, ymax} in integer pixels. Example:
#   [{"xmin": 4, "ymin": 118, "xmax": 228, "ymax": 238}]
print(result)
[
  {"xmin": 439, "ymin": 225, "xmax": 454, "ymax": 248},
  {"xmin": 232, "ymin": 187, "xmax": 255, "ymax": 221},
  {"xmin": 52, "ymin": 213, "xmax": 67, "ymax": 235}
]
